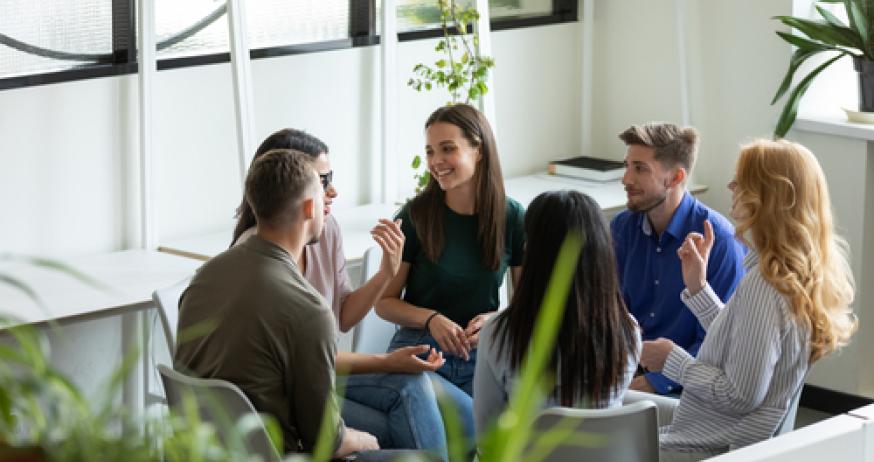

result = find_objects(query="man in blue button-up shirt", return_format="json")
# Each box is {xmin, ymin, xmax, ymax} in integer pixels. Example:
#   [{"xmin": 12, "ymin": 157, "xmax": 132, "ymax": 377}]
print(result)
[{"xmin": 611, "ymin": 123, "xmax": 746, "ymax": 395}]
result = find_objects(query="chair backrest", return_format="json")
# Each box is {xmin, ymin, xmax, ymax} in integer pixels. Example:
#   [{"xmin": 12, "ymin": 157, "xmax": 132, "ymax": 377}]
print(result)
[
  {"xmin": 157, "ymin": 364, "xmax": 282, "ymax": 462},
  {"xmin": 528, "ymin": 400, "xmax": 659, "ymax": 462},
  {"xmin": 774, "ymin": 379, "xmax": 805, "ymax": 436},
  {"xmin": 152, "ymin": 276, "xmax": 192, "ymax": 355},
  {"xmin": 352, "ymin": 246, "xmax": 399, "ymax": 354}
]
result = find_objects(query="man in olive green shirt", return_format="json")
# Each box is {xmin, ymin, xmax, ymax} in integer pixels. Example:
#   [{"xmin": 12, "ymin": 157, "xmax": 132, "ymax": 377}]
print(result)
[{"xmin": 175, "ymin": 149, "xmax": 378, "ymax": 457}]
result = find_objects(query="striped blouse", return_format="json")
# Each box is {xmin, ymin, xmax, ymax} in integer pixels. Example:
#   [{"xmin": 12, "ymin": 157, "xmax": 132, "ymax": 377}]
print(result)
[{"xmin": 660, "ymin": 251, "xmax": 810, "ymax": 452}]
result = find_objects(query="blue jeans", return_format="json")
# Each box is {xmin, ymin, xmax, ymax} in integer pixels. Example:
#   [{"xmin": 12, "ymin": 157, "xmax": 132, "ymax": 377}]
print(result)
[
  {"xmin": 340, "ymin": 372, "xmax": 447, "ymax": 460},
  {"xmin": 388, "ymin": 328, "xmax": 476, "ymax": 444}
]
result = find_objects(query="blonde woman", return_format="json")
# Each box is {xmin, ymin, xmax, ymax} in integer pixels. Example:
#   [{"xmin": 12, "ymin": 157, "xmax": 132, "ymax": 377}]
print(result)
[{"xmin": 639, "ymin": 139, "xmax": 857, "ymax": 461}]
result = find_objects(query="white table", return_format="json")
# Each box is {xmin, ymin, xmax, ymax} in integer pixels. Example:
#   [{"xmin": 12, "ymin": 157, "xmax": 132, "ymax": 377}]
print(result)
[
  {"xmin": 0, "ymin": 250, "xmax": 202, "ymax": 326},
  {"xmin": 0, "ymin": 250, "xmax": 204, "ymax": 420},
  {"xmin": 157, "ymin": 173, "xmax": 707, "ymax": 264}
]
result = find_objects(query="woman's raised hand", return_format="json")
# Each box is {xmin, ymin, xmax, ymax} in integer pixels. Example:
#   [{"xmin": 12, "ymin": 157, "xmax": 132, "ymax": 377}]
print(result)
[{"xmin": 677, "ymin": 219, "xmax": 714, "ymax": 295}]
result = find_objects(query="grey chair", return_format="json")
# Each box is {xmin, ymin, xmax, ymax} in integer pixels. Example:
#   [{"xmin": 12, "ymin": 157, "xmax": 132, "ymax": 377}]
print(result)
[
  {"xmin": 146, "ymin": 277, "xmax": 192, "ymax": 407},
  {"xmin": 352, "ymin": 246, "xmax": 399, "ymax": 354},
  {"xmin": 527, "ymin": 400, "xmax": 659, "ymax": 462},
  {"xmin": 152, "ymin": 276, "xmax": 192, "ymax": 355},
  {"xmin": 775, "ymin": 381, "xmax": 805, "ymax": 436},
  {"xmin": 158, "ymin": 364, "xmax": 282, "ymax": 462}
]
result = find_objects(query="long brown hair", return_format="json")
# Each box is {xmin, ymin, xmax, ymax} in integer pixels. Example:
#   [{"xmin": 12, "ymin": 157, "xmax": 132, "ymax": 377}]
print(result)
[
  {"xmin": 409, "ymin": 104, "xmax": 506, "ymax": 269},
  {"xmin": 733, "ymin": 139, "xmax": 856, "ymax": 362},
  {"xmin": 492, "ymin": 191, "xmax": 638, "ymax": 407}
]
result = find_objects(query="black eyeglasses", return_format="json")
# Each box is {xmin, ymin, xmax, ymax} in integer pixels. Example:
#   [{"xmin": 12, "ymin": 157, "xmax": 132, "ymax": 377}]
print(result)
[{"xmin": 319, "ymin": 171, "xmax": 333, "ymax": 190}]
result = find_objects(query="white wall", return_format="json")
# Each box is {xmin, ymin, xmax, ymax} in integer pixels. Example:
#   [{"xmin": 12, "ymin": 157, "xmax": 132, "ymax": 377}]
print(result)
[{"xmin": 0, "ymin": 22, "xmax": 581, "ymax": 258}]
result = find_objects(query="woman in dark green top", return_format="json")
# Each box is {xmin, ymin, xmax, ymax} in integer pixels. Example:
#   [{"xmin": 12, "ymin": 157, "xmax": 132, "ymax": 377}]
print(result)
[{"xmin": 376, "ymin": 103, "xmax": 525, "ymax": 441}]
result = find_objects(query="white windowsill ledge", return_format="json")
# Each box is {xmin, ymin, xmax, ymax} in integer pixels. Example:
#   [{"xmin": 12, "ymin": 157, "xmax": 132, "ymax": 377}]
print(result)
[{"xmin": 795, "ymin": 113, "xmax": 874, "ymax": 141}]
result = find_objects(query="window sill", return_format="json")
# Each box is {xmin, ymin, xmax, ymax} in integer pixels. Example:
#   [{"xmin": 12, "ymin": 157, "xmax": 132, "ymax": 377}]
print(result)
[{"xmin": 795, "ymin": 113, "xmax": 874, "ymax": 142}]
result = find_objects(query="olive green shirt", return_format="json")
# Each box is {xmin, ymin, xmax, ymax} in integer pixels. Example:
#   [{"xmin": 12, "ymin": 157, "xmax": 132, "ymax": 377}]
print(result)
[
  {"xmin": 174, "ymin": 235, "xmax": 344, "ymax": 454},
  {"xmin": 397, "ymin": 197, "xmax": 526, "ymax": 327}
]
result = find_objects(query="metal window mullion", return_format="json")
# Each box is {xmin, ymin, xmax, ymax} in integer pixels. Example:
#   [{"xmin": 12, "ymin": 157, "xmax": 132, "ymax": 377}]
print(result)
[
  {"xmin": 228, "ymin": 0, "xmax": 257, "ymax": 185},
  {"xmin": 350, "ymin": 0, "xmax": 375, "ymax": 39},
  {"xmin": 112, "ymin": 0, "xmax": 136, "ymax": 64}
]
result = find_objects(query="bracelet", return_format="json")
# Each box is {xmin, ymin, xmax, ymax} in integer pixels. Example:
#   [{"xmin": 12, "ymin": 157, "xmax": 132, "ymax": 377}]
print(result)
[{"xmin": 423, "ymin": 311, "xmax": 440, "ymax": 333}]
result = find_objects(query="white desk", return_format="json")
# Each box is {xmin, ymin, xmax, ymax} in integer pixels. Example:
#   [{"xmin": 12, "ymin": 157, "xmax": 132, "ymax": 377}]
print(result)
[
  {"xmin": 158, "ymin": 174, "xmax": 708, "ymax": 264},
  {"xmin": 0, "ymin": 250, "xmax": 204, "ymax": 420},
  {"xmin": 0, "ymin": 250, "xmax": 203, "ymax": 326}
]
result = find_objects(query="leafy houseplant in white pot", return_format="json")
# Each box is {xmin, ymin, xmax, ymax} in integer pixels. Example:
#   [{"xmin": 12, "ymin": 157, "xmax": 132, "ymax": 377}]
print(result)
[{"xmin": 772, "ymin": 0, "xmax": 874, "ymax": 138}]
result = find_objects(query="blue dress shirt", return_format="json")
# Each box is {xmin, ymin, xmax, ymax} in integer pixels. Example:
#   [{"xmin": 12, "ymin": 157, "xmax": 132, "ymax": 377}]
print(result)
[{"xmin": 611, "ymin": 192, "xmax": 746, "ymax": 395}]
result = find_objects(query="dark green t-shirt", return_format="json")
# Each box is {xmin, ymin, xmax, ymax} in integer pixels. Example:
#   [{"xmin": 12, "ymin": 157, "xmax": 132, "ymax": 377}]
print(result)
[{"xmin": 396, "ymin": 197, "xmax": 526, "ymax": 327}]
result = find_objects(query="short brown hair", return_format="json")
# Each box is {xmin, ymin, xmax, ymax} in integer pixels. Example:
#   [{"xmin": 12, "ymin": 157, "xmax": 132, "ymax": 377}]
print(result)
[
  {"xmin": 618, "ymin": 123, "xmax": 699, "ymax": 171},
  {"xmin": 244, "ymin": 149, "xmax": 318, "ymax": 228}
]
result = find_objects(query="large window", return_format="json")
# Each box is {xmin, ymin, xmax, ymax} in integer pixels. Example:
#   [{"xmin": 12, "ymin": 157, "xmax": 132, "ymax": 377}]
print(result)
[
  {"xmin": 0, "ymin": 0, "xmax": 113, "ymax": 79},
  {"xmin": 0, "ymin": 0, "xmax": 575, "ymax": 88},
  {"xmin": 156, "ymin": 0, "xmax": 350, "ymax": 60},
  {"xmin": 392, "ymin": 0, "xmax": 553, "ymax": 31}
]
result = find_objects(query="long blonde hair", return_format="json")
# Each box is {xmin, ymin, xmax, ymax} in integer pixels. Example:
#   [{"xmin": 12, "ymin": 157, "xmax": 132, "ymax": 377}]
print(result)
[{"xmin": 733, "ymin": 139, "xmax": 856, "ymax": 362}]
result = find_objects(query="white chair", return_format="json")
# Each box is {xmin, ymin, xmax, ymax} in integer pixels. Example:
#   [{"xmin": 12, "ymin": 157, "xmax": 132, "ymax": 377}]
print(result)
[
  {"xmin": 527, "ymin": 400, "xmax": 659, "ymax": 462},
  {"xmin": 147, "ymin": 277, "xmax": 192, "ymax": 407},
  {"xmin": 352, "ymin": 246, "xmax": 399, "ymax": 354},
  {"xmin": 775, "ymin": 382, "xmax": 805, "ymax": 436},
  {"xmin": 158, "ymin": 364, "xmax": 282, "ymax": 462},
  {"xmin": 152, "ymin": 276, "xmax": 192, "ymax": 355}
]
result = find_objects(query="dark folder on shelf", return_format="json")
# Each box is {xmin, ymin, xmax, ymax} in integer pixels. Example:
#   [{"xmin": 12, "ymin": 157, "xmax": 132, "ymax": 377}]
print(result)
[{"xmin": 547, "ymin": 156, "xmax": 625, "ymax": 182}]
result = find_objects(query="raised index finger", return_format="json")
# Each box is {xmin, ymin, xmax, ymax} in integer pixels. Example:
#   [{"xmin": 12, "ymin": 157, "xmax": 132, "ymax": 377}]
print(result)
[{"xmin": 703, "ymin": 219, "xmax": 715, "ymax": 249}]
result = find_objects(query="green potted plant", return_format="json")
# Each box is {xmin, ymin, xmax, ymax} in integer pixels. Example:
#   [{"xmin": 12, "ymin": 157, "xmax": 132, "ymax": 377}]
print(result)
[
  {"xmin": 407, "ymin": 0, "xmax": 496, "ymax": 193},
  {"xmin": 772, "ymin": 0, "xmax": 874, "ymax": 138}
]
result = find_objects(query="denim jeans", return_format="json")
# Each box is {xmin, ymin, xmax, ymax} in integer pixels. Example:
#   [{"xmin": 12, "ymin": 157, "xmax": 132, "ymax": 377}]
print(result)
[
  {"xmin": 340, "ymin": 372, "xmax": 447, "ymax": 461},
  {"xmin": 388, "ymin": 328, "xmax": 476, "ymax": 444}
]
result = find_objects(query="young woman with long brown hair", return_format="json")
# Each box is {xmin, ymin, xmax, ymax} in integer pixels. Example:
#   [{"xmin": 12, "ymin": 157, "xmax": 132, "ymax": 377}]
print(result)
[{"xmin": 376, "ymin": 104, "xmax": 526, "ymax": 440}]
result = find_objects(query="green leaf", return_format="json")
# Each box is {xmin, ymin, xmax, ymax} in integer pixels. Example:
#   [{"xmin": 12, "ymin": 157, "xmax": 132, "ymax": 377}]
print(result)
[
  {"xmin": 774, "ymin": 53, "xmax": 846, "ymax": 138},
  {"xmin": 436, "ymin": 59, "xmax": 446, "ymax": 68},
  {"xmin": 771, "ymin": 45, "xmax": 827, "ymax": 104},
  {"xmin": 776, "ymin": 30, "xmax": 834, "ymax": 51},
  {"xmin": 411, "ymin": 155, "xmax": 421, "ymax": 169},
  {"xmin": 844, "ymin": 0, "xmax": 872, "ymax": 57},
  {"xmin": 817, "ymin": 5, "xmax": 848, "ymax": 29},
  {"xmin": 0, "ymin": 272, "xmax": 46, "ymax": 309},
  {"xmin": 461, "ymin": 52, "xmax": 470, "ymax": 64},
  {"xmin": 775, "ymin": 15, "xmax": 862, "ymax": 49}
]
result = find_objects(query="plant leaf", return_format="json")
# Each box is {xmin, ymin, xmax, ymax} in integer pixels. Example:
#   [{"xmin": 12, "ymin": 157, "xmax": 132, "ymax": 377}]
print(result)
[
  {"xmin": 0, "ymin": 272, "xmax": 46, "ymax": 309},
  {"xmin": 775, "ymin": 15, "xmax": 862, "ymax": 49},
  {"xmin": 774, "ymin": 53, "xmax": 846, "ymax": 138},
  {"xmin": 817, "ymin": 5, "xmax": 848, "ymax": 29},
  {"xmin": 772, "ymin": 45, "xmax": 827, "ymax": 104},
  {"xmin": 844, "ymin": 0, "xmax": 872, "ymax": 57}
]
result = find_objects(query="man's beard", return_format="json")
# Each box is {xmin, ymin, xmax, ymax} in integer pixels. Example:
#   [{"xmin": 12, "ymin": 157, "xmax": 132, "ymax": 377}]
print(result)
[{"xmin": 627, "ymin": 191, "xmax": 667, "ymax": 213}]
